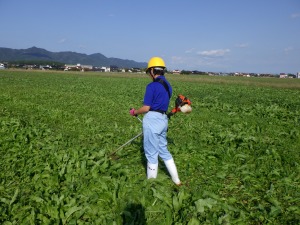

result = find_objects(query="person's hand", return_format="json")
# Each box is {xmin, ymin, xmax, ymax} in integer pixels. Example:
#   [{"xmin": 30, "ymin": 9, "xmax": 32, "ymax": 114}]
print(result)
[{"xmin": 129, "ymin": 108, "xmax": 136, "ymax": 116}]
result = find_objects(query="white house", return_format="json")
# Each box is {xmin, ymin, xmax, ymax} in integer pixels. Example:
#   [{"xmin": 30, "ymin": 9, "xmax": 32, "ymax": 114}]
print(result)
[
  {"xmin": 64, "ymin": 64, "xmax": 93, "ymax": 71},
  {"xmin": 101, "ymin": 66, "xmax": 110, "ymax": 72},
  {"xmin": 172, "ymin": 69, "xmax": 181, "ymax": 74},
  {"xmin": 279, "ymin": 73, "xmax": 288, "ymax": 78}
]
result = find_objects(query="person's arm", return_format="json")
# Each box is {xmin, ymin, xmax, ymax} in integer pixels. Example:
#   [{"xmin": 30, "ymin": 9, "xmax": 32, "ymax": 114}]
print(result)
[{"xmin": 134, "ymin": 105, "xmax": 150, "ymax": 115}]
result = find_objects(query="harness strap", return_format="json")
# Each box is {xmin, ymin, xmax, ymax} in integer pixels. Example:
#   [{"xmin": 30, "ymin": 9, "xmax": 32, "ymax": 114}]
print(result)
[{"xmin": 154, "ymin": 78, "xmax": 171, "ymax": 99}]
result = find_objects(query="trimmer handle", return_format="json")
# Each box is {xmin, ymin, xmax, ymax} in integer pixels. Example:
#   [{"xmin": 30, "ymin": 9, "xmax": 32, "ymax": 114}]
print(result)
[{"xmin": 130, "ymin": 108, "xmax": 138, "ymax": 117}]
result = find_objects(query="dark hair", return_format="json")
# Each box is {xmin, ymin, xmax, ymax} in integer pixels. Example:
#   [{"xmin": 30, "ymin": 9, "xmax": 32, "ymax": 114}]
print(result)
[{"xmin": 153, "ymin": 68, "xmax": 165, "ymax": 76}]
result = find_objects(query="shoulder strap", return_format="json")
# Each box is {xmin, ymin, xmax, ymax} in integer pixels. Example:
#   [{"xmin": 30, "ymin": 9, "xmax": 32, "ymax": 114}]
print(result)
[{"xmin": 154, "ymin": 78, "xmax": 171, "ymax": 99}]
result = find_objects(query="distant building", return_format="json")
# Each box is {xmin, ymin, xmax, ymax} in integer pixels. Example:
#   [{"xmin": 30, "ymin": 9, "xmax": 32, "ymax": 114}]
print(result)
[
  {"xmin": 101, "ymin": 66, "xmax": 110, "ymax": 72},
  {"xmin": 297, "ymin": 72, "xmax": 300, "ymax": 79},
  {"xmin": 0, "ymin": 63, "xmax": 5, "ymax": 69},
  {"xmin": 279, "ymin": 73, "xmax": 288, "ymax": 78},
  {"xmin": 172, "ymin": 69, "xmax": 181, "ymax": 74},
  {"xmin": 64, "ymin": 64, "xmax": 93, "ymax": 71},
  {"xmin": 39, "ymin": 65, "xmax": 52, "ymax": 70},
  {"xmin": 110, "ymin": 65, "xmax": 118, "ymax": 72}
]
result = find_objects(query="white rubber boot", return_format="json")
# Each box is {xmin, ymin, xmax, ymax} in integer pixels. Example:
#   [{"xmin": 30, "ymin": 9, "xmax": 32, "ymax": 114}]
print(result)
[
  {"xmin": 164, "ymin": 158, "xmax": 181, "ymax": 185},
  {"xmin": 147, "ymin": 162, "xmax": 158, "ymax": 179}
]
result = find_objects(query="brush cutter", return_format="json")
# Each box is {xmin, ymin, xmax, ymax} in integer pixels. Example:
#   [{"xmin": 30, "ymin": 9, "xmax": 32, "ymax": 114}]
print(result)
[
  {"xmin": 109, "ymin": 131, "xmax": 143, "ymax": 157},
  {"xmin": 109, "ymin": 115, "xmax": 143, "ymax": 157},
  {"xmin": 109, "ymin": 96, "xmax": 192, "ymax": 157},
  {"xmin": 167, "ymin": 94, "xmax": 192, "ymax": 119}
]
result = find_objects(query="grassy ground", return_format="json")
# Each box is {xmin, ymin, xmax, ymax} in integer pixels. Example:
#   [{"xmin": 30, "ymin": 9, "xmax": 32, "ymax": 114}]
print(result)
[{"xmin": 0, "ymin": 70, "xmax": 299, "ymax": 224}]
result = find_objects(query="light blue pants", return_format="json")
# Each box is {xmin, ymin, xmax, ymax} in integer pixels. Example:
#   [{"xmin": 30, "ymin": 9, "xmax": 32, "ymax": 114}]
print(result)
[{"xmin": 143, "ymin": 111, "xmax": 173, "ymax": 164}]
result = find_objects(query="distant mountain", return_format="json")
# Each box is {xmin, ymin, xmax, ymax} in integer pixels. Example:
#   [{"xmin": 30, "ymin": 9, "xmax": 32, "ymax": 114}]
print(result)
[{"xmin": 0, "ymin": 47, "xmax": 147, "ymax": 68}]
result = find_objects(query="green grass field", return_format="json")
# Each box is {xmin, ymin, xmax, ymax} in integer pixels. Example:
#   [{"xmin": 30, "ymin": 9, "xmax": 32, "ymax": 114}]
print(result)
[{"xmin": 1, "ymin": 70, "xmax": 299, "ymax": 224}]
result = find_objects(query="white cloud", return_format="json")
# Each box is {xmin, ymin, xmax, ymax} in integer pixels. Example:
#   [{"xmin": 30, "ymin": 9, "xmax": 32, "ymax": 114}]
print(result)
[
  {"xmin": 168, "ymin": 55, "xmax": 229, "ymax": 71},
  {"xmin": 235, "ymin": 43, "xmax": 249, "ymax": 48},
  {"xmin": 291, "ymin": 13, "xmax": 300, "ymax": 18},
  {"xmin": 197, "ymin": 49, "xmax": 230, "ymax": 57},
  {"xmin": 284, "ymin": 47, "xmax": 293, "ymax": 54},
  {"xmin": 58, "ymin": 38, "xmax": 67, "ymax": 43},
  {"xmin": 79, "ymin": 45, "xmax": 86, "ymax": 49},
  {"xmin": 185, "ymin": 48, "xmax": 195, "ymax": 53},
  {"xmin": 171, "ymin": 56, "xmax": 185, "ymax": 64}
]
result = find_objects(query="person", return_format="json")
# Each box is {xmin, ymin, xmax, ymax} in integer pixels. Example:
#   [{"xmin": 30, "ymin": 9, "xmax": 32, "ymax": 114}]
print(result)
[{"xmin": 129, "ymin": 57, "xmax": 181, "ymax": 186}]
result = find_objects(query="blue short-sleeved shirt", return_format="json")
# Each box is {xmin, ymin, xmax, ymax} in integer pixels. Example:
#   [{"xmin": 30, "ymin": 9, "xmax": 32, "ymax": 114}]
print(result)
[{"xmin": 143, "ymin": 76, "xmax": 172, "ymax": 112}]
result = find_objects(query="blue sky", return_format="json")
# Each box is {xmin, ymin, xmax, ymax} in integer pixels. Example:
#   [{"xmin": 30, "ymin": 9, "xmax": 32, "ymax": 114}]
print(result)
[{"xmin": 1, "ymin": 0, "xmax": 299, "ymax": 73}]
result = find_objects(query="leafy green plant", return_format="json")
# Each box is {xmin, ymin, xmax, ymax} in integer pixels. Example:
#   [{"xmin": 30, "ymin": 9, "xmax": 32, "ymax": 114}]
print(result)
[{"xmin": 0, "ymin": 70, "xmax": 299, "ymax": 224}]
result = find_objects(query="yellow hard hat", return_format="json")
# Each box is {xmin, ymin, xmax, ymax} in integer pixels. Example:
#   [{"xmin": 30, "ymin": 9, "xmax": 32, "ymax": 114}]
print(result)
[{"xmin": 146, "ymin": 57, "xmax": 166, "ymax": 72}]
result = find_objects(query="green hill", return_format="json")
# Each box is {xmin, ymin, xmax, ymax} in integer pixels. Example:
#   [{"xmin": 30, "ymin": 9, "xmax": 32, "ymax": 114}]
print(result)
[{"xmin": 0, "ymin": 46, "xmax": 147, "ymax": 68}]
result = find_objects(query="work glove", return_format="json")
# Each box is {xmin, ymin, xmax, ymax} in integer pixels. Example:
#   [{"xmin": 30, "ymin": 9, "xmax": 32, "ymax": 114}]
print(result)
[{"xmin": 129, "ymin": 108, "xmax": 136, "ymax": 116}]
